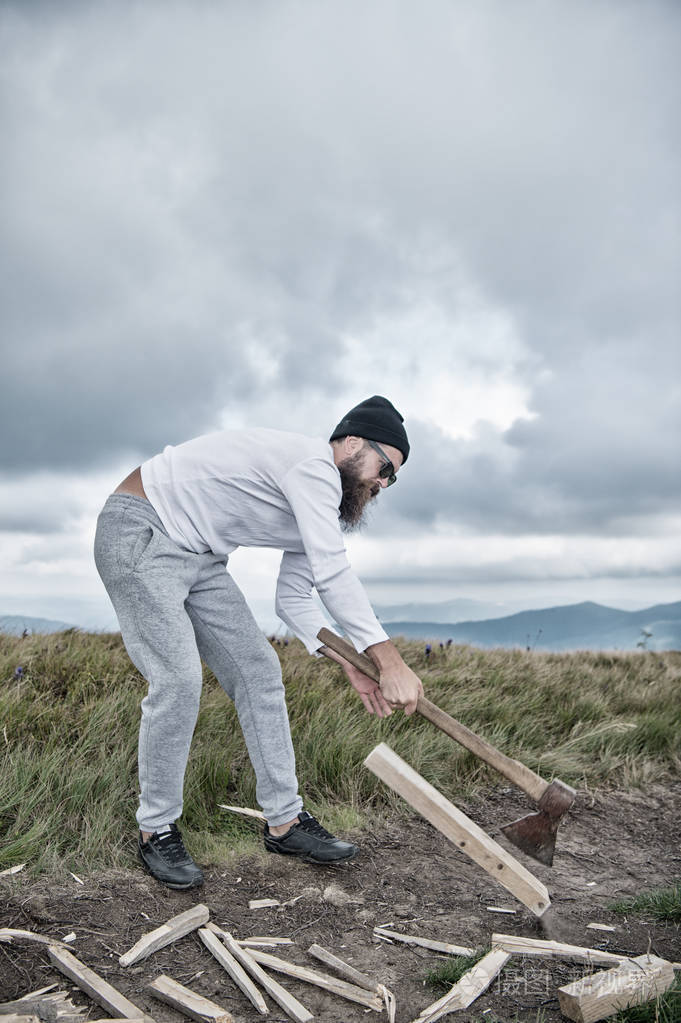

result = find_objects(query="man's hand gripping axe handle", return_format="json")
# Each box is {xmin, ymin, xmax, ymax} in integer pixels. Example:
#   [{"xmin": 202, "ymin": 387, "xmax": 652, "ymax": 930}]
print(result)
[{"xmin": 317, "ymin": 627, "xmax": 575, "ymax": 866}]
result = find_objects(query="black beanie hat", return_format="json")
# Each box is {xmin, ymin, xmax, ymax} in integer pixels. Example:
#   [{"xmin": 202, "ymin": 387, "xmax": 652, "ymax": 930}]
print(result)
[{"xmin": 329, "ymin": 395, "xmax": 409, "ymax": 464}]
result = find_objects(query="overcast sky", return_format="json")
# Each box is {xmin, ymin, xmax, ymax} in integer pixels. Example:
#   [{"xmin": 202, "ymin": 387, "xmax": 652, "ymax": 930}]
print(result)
[{"xmin": 1, "ymin": 0, "xmax": 679, "ymax": 631}]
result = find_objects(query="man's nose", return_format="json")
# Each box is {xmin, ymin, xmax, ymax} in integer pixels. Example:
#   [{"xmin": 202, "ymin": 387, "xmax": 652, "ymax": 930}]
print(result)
[{"xmin": 377, "ymin": 476, "xmax": 390, "ymax": 488}]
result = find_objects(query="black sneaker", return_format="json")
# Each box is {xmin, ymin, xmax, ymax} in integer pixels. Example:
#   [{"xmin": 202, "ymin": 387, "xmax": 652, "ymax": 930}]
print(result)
[
  {"xmin": 138, "ymin": 823, "xmax": 204, "ymax": 890},
  {"xmin": 263, "ymin": 811, "xmax": 359, "ymax": 864}
]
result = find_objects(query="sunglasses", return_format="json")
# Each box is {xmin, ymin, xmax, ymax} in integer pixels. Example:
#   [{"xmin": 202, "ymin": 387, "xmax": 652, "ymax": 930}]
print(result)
[{"xmin": 366, "ymin": 439, "xmax": 397, "ymax": 486}]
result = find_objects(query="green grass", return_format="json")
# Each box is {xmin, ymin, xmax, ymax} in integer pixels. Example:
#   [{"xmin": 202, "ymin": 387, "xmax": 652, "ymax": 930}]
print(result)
[
  {"xmin": 425, "ymin": 949, "xmax": 488, "ymax": 991},
  {"xmin": 1, "ymin": 630, "xmax": 680, "ymax": 875},
  {"xmin": 610, "ymin": 884, "xmax": 681, "ymax": 922}
]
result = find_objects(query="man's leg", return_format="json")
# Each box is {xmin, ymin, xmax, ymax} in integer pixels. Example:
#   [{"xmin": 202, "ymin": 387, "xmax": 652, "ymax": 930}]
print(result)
[
  {"xmin": 185, "ymin": 556, "xmax": 358, "ymax": 863},
  {"xmin": 185, "ymin": 555, "xmax": 303, "ymax": 826},
  {"xmin": 94, "ymin": 494, "xmax": 205, "ymax": 887}
]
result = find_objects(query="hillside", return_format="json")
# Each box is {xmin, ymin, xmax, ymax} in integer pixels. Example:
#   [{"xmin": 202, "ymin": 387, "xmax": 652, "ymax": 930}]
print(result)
[
  {"xmin": 0, "ymin": 613, "xmax": 76, "ymax": 635},
  {"xmin": 382, "ymin": 599, "xmax": 681, "ymax": 651}
]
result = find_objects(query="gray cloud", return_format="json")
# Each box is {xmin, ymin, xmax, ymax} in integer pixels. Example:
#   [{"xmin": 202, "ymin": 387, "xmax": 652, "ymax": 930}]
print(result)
[
  {"xmin": 0, "ymin": 474, "xmax": 85, "ymax": 533},
  {"xmin": 371, "ymin": 401, "xmax": 681, "ymax": 539},
  {"xmin": 361, "ymin": 562, "xmax": 681, "ymax": 588},
  {"xmin": 0, "ymin": 0, "xmax": 678, "ymax": 561}
]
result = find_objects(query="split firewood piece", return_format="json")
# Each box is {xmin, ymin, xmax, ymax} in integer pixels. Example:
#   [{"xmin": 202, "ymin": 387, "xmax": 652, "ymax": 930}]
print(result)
[
  {"xmin": 307, "ymin": 945, "xmax": 396, "ymax": 1023},
  {"xmin": 47, "ymin": 947, "xmax": 154, "ymax": 1023},
  {"xmin": 410, "ymin": 949, "xmax": 511, "ymax": 1023},
  {"xmin": 0, "ymin": 997, "xmax": 74, "ymax": 1019},
  {"xmin": 198, "ymin": 928, "xmax": 269, "ymax": 1016},
  {"xmin": 147, "ymin": 976, "xmax": 232, "ymax": 1023},
  {"xmin": 13, "ymin": 985, "xmax": 59, "ymax": 999},
  {"xmin": 238, "ymin": 937, "xmax": 294, "ymax": 948},
  {"xmin": 380, "ymin": 985, "xmax": 397, "ymax": 1023},
  {"xmin": 1, "ymin": 988, "xmax": 86, "ymax": 1022},
  {"xmin": 558, "ymin": 953, "xmax": 675, "ymax": 1023},
  {"xmin": 217, "ymin": 804, "xmax": 266, "ymax": 821},
  {"xmin": 249, "ymin": 899, "xmax": 281, "ymax": 910},
  {"xmin": 491, "ymin": 933, "xmax": 635, "ymax": 966},
  {"xmin": 585, "ymin": 923, "xmax": 616, "ymax": 933},
  {"xmin": 0, "ymin": 864, "xmax": 25, "ymax": 877},
  {"xmin": 365, "ymin": 744, "xmax": 551, "ymax": 917},
  {"xmin": 0, "ymin": 1015, "xmax": 41, "ymax": 1023},
  {"xmin": 246, "ymin": 948, "xmax": 384, "ymax": 1011},
  {"xmin": 0, "ymin": 929, "xmax": 72, "ymax": 950},
  {"xmin": 307, "ymin": 943, "xmax": 379, "ymax": 992},
  {"xmin": 486, "ymin": 907, "xmax": 516, "ymax": 915},
  {"xmin": 119, "ymin": 905, "xmax": 210, "ymax": 966},
  {"xmin": 373, "ymin": 926, "xmax": 476, "ymax": 956},
  {"xmin": 205, "ymin": 923, "xmax": 312, "ymax": 1023}
]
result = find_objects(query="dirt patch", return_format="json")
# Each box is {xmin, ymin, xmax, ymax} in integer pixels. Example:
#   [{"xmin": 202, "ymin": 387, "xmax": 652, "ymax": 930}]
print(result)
[{"xmin": 2, "ymin": 780, "xmax": 680, "ymax": 1021}]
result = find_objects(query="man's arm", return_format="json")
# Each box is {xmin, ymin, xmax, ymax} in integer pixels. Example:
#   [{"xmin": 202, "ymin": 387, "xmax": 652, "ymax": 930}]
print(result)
[
  {"xmin": 278, "ymin": 459, "xmax": 389, "ymax": 652},
  {"xmin": 276, "ymin": 556, "xmax": 419, "ymax": 716},
  {"xmin": 275, "ymin": 550, "xmax": 332, "ymax": 654},
  {"xmin": 278, "ymin": 457, "xmax": 423, "ymax": 713}
]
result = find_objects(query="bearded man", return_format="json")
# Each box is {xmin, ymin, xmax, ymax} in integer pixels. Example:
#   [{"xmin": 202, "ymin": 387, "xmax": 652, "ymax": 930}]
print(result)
[{"xmin": 94, "ymin": 395, "xmax": 423, "ymax": 889}]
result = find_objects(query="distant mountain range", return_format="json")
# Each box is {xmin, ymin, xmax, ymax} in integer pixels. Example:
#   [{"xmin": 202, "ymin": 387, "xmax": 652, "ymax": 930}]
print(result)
[
  {"xmin": 0, "ymin": 614, "xmax": 77, "ymax": 636},
  {"xmin": 3, "ymin": 600, "xmax": 680, "ymax": 652},
  {"xmin": 380, "ymin": 600, "xmax": 681, "ymax": 652}
]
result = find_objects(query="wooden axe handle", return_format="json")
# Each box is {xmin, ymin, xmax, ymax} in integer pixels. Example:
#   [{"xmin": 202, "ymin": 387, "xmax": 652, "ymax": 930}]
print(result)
[{"xmin": 317, "ymin": 627, "xmax": 548, "ymax": 803}]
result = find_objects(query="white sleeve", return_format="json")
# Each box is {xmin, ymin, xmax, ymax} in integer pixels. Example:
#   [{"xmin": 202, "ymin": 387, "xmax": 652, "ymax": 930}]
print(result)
[
  {"xmin": 275, "ymin": 551, "xmax": 331, "ymax": 654},
  {"xmin": 277, "ymin": 457, "xmax": 389, "ymax": 654}
]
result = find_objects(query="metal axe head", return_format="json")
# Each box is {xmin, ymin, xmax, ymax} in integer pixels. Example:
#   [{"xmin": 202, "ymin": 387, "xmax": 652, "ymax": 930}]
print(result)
[{"xmin": 500, "ymin": 779, "xmax": 576, "ymax": 867}]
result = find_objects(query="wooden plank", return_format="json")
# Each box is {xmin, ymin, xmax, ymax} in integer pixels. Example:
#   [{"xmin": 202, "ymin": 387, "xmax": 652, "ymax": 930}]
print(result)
[
  {"xmin": 246, "ymin": 948, "xmax": 384, "ymax": 1010},
  {"xmin": 47, "ymin": 946, "xmax": 154, "ymax": 1022},
  {"xmin": 217, "ymin": 804, "xmax": 266, "ymax": 821},
  {"xmin": 558, "ymin": 954, "xmax": 675, "ymax": 1023},
  {"xmin": 147, "ymin": 976, "xmax": 232, "ymax": 1023},
  {"xmin": 197, "ymin": 928, "xmax": 269, "ymax": 1016},
  {"xmin": 491, "ymin": 933, "xmax": 635, "ymax": 966},
  {"xmin": 411, "ymin": 949, "xmax": 511, "ymax": 1022},
  {"xmin": 205, "ymin": 923, "xmax": 312, "ymax": 1023},
  {"xmin": 120, "ymin": 904, "xmax": 210, "ymax": 966},
  {"xmin": 307, "ymin": 943, "xmax": 379, "ymax": 992},
  {"xmin": 373, "ymin": 927, "xmax": 476, "ymax": 956},
  {"xmin": 238, "ymin": 937, "xmax": 294, "ymax": 948},
  {"xmin": 365, "ymin": 743, "xmax": 551, "ymax": 917}
]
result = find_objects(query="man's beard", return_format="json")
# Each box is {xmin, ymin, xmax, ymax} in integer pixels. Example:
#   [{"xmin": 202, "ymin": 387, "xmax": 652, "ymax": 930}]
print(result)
[{"xmin": 338, "ymin": 450, "xmax": 380, "ymax": 532}]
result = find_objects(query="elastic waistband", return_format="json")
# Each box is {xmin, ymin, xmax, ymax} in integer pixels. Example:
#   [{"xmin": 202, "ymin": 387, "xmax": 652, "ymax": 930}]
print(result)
[
  {"xmin": 100, "ymin": 493, "xmax": 167, "ymax": 533},
  {"xmin": 104, "ymin": 492, "xmax": 150, "ymax": 506}
]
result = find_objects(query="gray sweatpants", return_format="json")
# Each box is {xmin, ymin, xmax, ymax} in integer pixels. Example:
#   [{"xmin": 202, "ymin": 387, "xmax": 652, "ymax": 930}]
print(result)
[{"xmin": 94, "ymin": 493, "xmax": 303, "ymax": 833}]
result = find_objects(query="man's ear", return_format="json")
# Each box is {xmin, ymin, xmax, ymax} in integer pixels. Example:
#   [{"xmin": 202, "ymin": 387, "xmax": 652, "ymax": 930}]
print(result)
[{"xmin": 344, "ymin": 435, "xmax": 364, "ymax": 455}]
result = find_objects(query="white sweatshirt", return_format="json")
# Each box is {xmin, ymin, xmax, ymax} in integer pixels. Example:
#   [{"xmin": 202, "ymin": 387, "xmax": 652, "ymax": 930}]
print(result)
[{"xmin": 141, "ymin": 428, "xmax": 389, "ymax": 655}]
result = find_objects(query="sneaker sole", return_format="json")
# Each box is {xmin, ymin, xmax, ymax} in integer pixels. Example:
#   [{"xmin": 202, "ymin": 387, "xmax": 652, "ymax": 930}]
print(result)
[
  {"xmin": 264, "ymin": 844, "xmax": 359, "ymax": 865},
  {"xmin": 138, "ymin": 854, "xmax": 204, "ymax": 890}
]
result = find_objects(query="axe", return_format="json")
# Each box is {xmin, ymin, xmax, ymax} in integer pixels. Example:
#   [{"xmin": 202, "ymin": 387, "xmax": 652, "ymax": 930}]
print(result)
[{"xmin": 317, "ymin": 628, "xmax": 575, "ymax": 866}]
